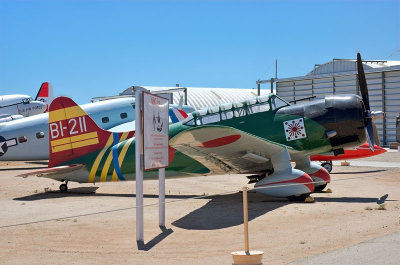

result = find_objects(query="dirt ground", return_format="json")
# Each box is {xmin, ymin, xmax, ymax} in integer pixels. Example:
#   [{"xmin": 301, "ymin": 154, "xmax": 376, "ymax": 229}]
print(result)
[{"xmin": 0, "ymin": 151, "xmax": 400, "ymax": 265}]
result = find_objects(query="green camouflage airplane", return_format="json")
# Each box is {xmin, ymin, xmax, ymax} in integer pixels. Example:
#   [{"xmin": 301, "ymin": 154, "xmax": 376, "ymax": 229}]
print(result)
[{"xmin": 19, "ymin": 53, "xmax": 377, "ymax": 201}]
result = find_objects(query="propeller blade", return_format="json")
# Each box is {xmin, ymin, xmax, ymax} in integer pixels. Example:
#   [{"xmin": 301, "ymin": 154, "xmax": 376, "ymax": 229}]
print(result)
[
  {"xmin": 357, "ymin": 52, "xmax": 370, "ymax": 112},
  {"xmin": 365, "ymin": 119, "xmax": 375, "ymax": 152}
]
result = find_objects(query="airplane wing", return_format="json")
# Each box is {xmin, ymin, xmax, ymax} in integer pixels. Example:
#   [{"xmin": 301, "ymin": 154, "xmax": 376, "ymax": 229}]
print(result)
[
  {"xmin": 169, "ymin": 125, "xmax": 294, "ymax": 174},
  {"xmin": 0, "ymin": 114, "xmax": 24, "ymax": 123},
  {"xmin": 16, "ymin": 164, "xmax": 87, "ymax": 182}
]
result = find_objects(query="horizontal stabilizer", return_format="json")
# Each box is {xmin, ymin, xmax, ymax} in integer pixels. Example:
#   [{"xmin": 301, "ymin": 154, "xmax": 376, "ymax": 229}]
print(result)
[{"xmin": 16, "ymin": 164, "xmax": 86, "ymax": 181}]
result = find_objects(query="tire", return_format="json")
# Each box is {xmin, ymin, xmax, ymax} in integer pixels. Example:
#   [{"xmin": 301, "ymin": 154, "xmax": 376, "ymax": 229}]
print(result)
[
  {"xmin": 321, "ymin": 162, "xmax": 333, "ymax": 173},
  {"xmin": 287, "ymin": 193, "xmax": 310, "ymax": 202},
  {"xmin": 314, "ymin": 183, "xmax": 327, "ymax": 192},
  {"xmin": 59, "ymin": 183, "xmax": 68, "ymax": 192}
]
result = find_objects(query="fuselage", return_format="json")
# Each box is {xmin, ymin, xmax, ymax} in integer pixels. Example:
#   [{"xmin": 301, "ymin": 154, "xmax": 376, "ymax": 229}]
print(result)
[
  {"xmin": 0, "ymin": 98, "xmax": 135, "ymax": 160},
  {"xmin": 0, "ymin": 95, "xmax": 46, "ymax": 117},
  {"xmin": 59, "ymin": 94, "xmax": 367, "ymax": 183}
]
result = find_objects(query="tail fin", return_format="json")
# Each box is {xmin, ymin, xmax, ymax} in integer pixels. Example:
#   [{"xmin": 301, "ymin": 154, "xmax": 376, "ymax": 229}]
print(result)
[
  {"xmin": 35, "ymin": 82, "xmax": 54, "ymax": 112},
  {"xmin": 48, "ymin": 96, "xmax": 114, "ymax": 167},
  {"xmin": 169, "ymin": 107, "xmax": 188, "ymax": 123}
]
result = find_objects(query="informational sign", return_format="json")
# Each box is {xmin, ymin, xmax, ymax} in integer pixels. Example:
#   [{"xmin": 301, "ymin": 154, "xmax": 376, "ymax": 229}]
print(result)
[{"xmin": 143, "ymin": 92, "xmax": 169, "ymax": 171}]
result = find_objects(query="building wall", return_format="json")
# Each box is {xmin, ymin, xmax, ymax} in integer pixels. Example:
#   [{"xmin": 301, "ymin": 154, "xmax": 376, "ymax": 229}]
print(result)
[{"xmin": 276, "ymin": 69, "xmax": 400, "ymax": 145}]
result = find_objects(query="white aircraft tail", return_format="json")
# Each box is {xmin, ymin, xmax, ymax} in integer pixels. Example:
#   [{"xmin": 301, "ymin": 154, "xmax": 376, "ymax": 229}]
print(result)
[{"xmin": 35, "ymin": 82, "xmax": 54, "ymax": 112}]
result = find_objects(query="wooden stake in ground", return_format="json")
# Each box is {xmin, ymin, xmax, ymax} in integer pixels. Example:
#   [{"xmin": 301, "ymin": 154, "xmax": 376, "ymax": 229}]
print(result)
[{"xmin": 231, "ymin": 187, "xmax": 264, "ymax": 265}]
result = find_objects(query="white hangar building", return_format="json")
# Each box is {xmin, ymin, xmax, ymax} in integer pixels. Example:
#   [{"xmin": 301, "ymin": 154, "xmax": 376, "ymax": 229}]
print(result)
[{"xmin": 117, "ymin": 86, "xmax": 261, "ymax": 110}]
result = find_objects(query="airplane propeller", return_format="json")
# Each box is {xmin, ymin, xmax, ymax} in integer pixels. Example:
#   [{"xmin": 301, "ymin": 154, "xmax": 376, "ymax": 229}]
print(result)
[{"xmin": 357, "ymin": 52, "xmax": 375, "ymax": 152}]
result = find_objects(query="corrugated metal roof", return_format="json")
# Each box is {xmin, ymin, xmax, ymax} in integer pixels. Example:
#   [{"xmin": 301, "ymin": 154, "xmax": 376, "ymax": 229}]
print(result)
[
  {"xmin": 120, "ymin": 86, "xmax": 261, "ymax": 110},
  {"xmin": 307, "ymin": 59, "xmax": 400, "ymax": 76}
]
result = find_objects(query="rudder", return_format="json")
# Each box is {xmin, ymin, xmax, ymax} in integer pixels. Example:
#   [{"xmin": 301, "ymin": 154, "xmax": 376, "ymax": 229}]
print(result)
[
  {"xmin": 35, "ymin": 82, "xmax": 54, "ymax": 112},
  {"xmin": 48, "ymin": 96, "xmax": 113, "ymax": 167}
]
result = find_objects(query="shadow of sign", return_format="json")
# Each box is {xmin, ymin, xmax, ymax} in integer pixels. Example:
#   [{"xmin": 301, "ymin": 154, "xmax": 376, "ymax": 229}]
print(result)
[{"xmin": 137, "ymin": 226, "xmax": 174, "ymax": 251}]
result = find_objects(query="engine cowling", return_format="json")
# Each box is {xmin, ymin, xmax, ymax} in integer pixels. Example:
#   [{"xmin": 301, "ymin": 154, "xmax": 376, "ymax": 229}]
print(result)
[{"xmin": 254, "ymin": 168, "xmax": 314, "ymax": 198}]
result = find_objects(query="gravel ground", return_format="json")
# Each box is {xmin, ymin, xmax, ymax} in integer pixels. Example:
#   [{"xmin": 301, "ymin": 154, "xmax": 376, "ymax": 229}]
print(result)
[{"xmin": 0, "ymin": 151, "xmax": 399, "ymax": 265}]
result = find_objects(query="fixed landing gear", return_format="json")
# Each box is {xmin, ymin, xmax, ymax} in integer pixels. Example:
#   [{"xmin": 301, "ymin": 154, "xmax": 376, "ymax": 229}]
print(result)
[
  {"xmin": 59, "ymin": 181, "xmax": 69, "ymax": 192},
  {"xmin": 314, "ymin": 183, "xmax": 327, "ymax": 192},
  {"xmin": 246, "ymin": 174, "xmax": 266, "ymax": 184},
  {"xmin": 287, "ymin": 193, "xmax": 314, "ymax": 203},
  {"xmin": 246, "ymin": 170, "xmax": 271, "ymax": 184},
  {"xmin": 321, "ymin": 161, "xmax": 333, "ymax": 173}
]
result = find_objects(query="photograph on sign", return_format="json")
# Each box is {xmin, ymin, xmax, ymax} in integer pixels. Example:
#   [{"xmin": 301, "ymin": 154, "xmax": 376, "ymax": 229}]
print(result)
[{"xmin": 143, "ymin": 92, "xmax": 169, "ymax": 171}]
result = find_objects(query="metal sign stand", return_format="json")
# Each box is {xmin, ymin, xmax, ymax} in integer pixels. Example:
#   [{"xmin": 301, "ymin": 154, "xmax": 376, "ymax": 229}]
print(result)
[
  {"xmin": 159, "ymin": 167, "xmax": 165, "ymax": 228},
  {"xmin": 135, "ymin": 88, "xmax": 144, "ymax": 243},
  {"xmin": 135, "ymin": 88, "xmax": 169, "ymax": 244}
]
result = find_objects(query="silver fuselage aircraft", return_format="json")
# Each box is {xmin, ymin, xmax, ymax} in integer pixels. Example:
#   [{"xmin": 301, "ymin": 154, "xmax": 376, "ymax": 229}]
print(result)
[
  {"xmin": 0, "ymin": 98, "xmax": 135, "ymax": 160},
  {"xmin": 0, "ymin": 97, "xmax": 195, "ymax": 161},
  {"xmin": 0, "ymin": 82, "xmax": 54, "ymax": 123}
]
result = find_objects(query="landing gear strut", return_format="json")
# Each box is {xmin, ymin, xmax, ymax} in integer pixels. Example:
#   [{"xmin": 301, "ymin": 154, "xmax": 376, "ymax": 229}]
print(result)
[{"xmin": 59, "ymin": 180, "xmax": 69, "ymax": 192}]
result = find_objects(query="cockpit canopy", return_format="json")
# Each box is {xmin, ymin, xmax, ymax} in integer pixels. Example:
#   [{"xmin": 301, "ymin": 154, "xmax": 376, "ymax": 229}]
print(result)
[
  {"xmin": 182, "ymin": 94, "xmax": 289, "ymax": 126},
  {"xmin": 22, "ymin": 97, "xmax": 33, "ymax": 104}
]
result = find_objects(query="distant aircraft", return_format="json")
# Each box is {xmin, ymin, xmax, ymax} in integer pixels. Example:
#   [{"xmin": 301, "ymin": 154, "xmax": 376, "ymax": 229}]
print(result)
[
  {"xmin": 0, "ymin": 82, "xmax": 53, "ymax": 123},
  {"xmin": 311, "ymin": 143, "xmax": 386, "ymax": 172},
  {"xmin": 34, "ymin": 82, "xmax": 54, "ymax": 112},
  {"xmin": 0, "ymin": 96, "xmax": 194, "ymax": 161},
  {"xmin": 0, "ymin": 98, "xmax": 135, "ymax": 160}
]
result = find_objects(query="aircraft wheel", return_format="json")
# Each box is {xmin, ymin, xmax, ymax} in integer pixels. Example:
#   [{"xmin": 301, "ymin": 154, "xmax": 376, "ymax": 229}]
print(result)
[
  {"xmin": 287, "ymin": 193, "xmax": 311, "ymax": 202},
  {"xmin": 59, "ymin": 183, "xmax": 68, "ymax": 192},
  {"xmin": 314, "ymin": 184, "xmax": 327, "ymax": 192},
  {"xmin": 321, "ymin": 162, "xmax": 333, "ymax": 173}
]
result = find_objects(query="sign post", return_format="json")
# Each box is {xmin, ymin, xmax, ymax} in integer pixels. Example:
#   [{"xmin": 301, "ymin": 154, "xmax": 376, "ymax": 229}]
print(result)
[
  {"xmin": 135, "ymin": 88, "xmax": 145, "ymax": 243},
  {"xmin": 159, "ymin": 168, "xmax": 165, "ymax": 227},
  {"xmin": 143, "ymin": 92, "xmax": 169, "ymax": 228}
]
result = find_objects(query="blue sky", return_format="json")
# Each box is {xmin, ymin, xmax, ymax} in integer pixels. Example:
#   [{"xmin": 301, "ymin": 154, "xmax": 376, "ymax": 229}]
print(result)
[{"xmin": 1, "ymin": 0, "xmax": 399, "ymax": 104}]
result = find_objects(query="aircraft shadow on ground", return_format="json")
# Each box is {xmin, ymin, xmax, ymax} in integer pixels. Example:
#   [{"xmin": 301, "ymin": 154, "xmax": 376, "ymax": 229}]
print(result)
[
  {"xmin": 172, "ymin": 191, "xmax": 289, "ymax": 230},
  {"xmin": 14, "ymin": 187, "xmax": 203, "ymax": 201},
  {"xmin": 313, "ymin": 194, "xmax": 396, "ymax": 204},
  {"xmin": 331, "ymin": 169, "xmax": 387, "ymax": 175},
  {"xmin": 172, "ymin": 192, "xmax": 397, "ymax": 230}
]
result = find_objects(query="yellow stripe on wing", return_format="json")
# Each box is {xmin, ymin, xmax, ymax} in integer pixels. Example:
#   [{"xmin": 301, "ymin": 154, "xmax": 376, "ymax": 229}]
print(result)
[
  {"xmin": 111, "ymin": 136, "xmax": 134, "ymax": 181},
  {"xmin": 88, "ymin": 134, "xmax": 114, "ymax": 183}
]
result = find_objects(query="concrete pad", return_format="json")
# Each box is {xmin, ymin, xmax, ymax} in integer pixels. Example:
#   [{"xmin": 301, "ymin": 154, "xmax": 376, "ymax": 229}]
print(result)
[{"xmin": 289, "ymin": 231, "xmax": 400, "ymax": 265}]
